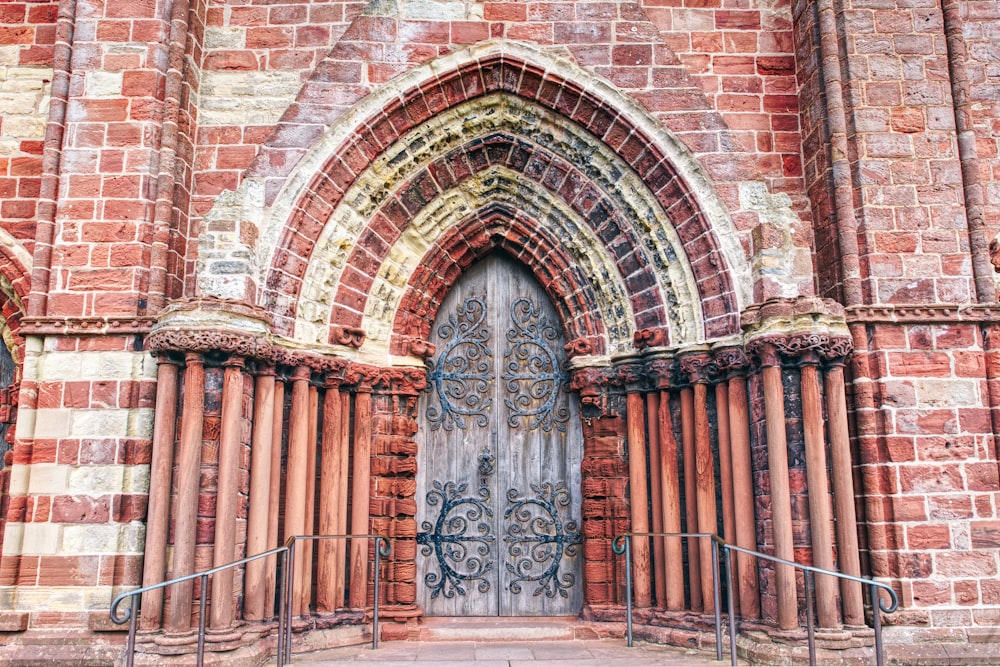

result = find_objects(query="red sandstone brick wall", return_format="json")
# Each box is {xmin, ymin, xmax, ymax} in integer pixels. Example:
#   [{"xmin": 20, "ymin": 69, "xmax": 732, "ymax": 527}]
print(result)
[{"xmin": 0, "ymin": 0, "xmax": 997, "ymax": 640}]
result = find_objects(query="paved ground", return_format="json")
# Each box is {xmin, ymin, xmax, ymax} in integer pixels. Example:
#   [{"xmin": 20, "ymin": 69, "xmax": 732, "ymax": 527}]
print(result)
[{"xmin": 282, "ymin": 639, "xmax": 725, "ymax": 666}]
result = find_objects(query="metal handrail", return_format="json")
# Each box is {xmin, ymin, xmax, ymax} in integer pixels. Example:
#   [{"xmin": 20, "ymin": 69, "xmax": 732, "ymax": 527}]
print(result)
[
  {"xmin": 109, "ymin": 534, "xmax": 390, "ymax": 667},
  {"xmin": 612, "ymin": 533, "xmax": 723, "ymax": 657},
  {"xmin": 613, "ymin": 532, "xmax": 899, "ymax": 666},
  {"xmin": 278, "ymin": 535, "xmax": 391, "ymax": 664}
]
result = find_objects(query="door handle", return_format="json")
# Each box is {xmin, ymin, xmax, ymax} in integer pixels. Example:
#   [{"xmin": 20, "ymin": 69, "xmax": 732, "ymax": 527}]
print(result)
[{"xmin": 477, "ymin": 446, "xmax": 495, "ymax": 475}]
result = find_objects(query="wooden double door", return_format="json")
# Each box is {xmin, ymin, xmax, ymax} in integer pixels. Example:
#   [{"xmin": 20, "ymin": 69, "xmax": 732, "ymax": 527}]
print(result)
[{"xmin": 415, "ymin": 254, "xmax": 584, "ymax": 616}]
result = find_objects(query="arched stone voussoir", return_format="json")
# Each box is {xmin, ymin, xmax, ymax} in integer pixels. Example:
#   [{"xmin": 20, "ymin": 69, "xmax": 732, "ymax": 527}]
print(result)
[
  {"xmin": 257, "ymin": 43, "xmax": 752, "ymax": 342},
  {"xmin": 386, "ymin": 203, "xmax": 610, "ymax": 363}
]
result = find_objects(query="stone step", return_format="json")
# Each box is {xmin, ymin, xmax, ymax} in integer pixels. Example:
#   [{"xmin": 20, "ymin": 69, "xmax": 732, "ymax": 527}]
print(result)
[{"xmin": 415, "ymin": 616, "xmax": 598, "ymax": 642}]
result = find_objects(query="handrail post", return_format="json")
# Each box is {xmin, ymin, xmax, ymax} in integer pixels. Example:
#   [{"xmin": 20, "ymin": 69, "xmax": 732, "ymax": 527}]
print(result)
[
  {"xmin": 872, "ymin": 582, "xmax": 885, "ymax": 667},
  {"xmin": 625, "ymin": 535, "xmax": 633, "ymax": 648},
  {"xmin": 373, "ymin": 536, "xmax": 381, "ymax": 650},
  {"xmin": 285, "ymin": 539, "xmax": 296, "ymax": 664},
  {"xmin": 277, "ymin": 548, "xmax": 287, "ymax": 667},
  {"xmin": 805, "ymin": 570, "xmax": 815, "ymax": 666},
  {"xmin": 126, "ymin": 594, "xmax": 137, "ymax": 667},
  {"xmin": 711, "ymin": 538, "xmax": 722, "ymax": 661},
  {"xmin": 197, "ymin": 573, "xmax": 208, "ymax": 667},
  {"xmin": 723, "ymin": 545, "xmax": 737, "ymax": 666}
]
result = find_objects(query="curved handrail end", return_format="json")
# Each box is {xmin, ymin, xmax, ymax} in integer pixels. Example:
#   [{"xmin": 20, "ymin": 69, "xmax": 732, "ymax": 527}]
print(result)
[
  {"xmin": 376, "ymin": 536, "xmax": 391, "ymax": 558},
  {"xmin": 109, "ymin": 591, "xmax": 136, "ymax": 625}
]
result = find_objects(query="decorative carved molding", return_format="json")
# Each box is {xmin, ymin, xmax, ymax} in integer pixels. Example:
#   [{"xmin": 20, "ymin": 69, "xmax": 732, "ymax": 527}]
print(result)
[
  {"xmin": 147, "ymin": 328, "xmax": 273, "ymax": 358},
  {"xmin": 373, "ymin": 367, "xmax": 428, "ymax": 395},
  {"xmin": 633, "ymin": 328, "xmax": 668, "ymax": 350},
  {"xmin": 344, "ymin": 363, "xmax": 379, "ymax": 390},
  {"xmin": 744, "ymin": 333, "xmax": 853, "ymax": 364},
  {"xmin": 404, "ymin": 337, "xmax": 435, "ymax": 361},
  {"xmin": 847, "ymin": 303, "xmax": 1000, "ymax": 324},
  {"xmin": 564, "ymin": 337, "xmax": 595, "ymax": 358},
  {"xmin": 822, "ymin": 336, "xmax": 853, "ymax": 361},
  {"xmin": 21, "ymin": 316, "xmax": 157, "ymax": 336},
  {"xmin": 329, "ymin": 325, "xmax": 366, "ymax": 349}
]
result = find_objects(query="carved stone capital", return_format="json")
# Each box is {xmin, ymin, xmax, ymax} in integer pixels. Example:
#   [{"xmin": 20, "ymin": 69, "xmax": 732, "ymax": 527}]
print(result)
[
  {"xmin": 147, "ymin": 328, "xmax": 272, "ymax": 359},
  {"xmin": 569, "ymin": 366, "xmax": 620, "ymax": 417},
  {"xmin": 745, "ymin": 338, "xmax": 782, "ymax": 367},
  {"xmin": 345, "ymin": 363, "xmax": 379, "ymax": 390},
  {"xmin": 745, "ymin": 332, "xmax": 853, "ymax": 365},
  {"xmin": 713, "ymin": 347, "xmax": 751, "ymax": 375},
  {"xmin": 742, "ymin": 296, "xmax": 852, "ymax": 365},
  {"xmin": 821, "ymin": 336, "xmax": 853, "ymax": 361},
  {"xmin": 616, "ymin": 362, "xmax": 647, "ymax": 392},
  {"xmin": 268, "ymin": 345, "xmax": 350, "ymax": 375},
  {"xmin": 374, "ymin": 368, "xmax": 428, "ymax": 395},
  {"xmin": 679, "ymin": 352, "xmax": 717, "ymax": 384},
  {"xmin": 147, "ymin": 296, "xmax": 273, "ymax": 359},
  {"xmin": 646, "ymin": 358, "xmax": 679, "ymax": 389}
]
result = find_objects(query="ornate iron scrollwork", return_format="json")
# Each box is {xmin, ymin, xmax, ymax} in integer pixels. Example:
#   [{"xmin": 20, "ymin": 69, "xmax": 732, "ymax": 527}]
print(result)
[
  {"xmin": 502, "ymin": 297, "xmax": 569, "ymax": 432},
  {"xmin": 417, "ymin": 480, "xmax": 495, "ymax": 599},
  {"xmin": 503, "ymin": 482, "xmax": 582, "ymax": 599},
  {"xmin": 426, "ymin": 297, "xmax": 494, "ymax": 431},
  {"xmin": 477, "ymin": 446, "xmax": 496, "ymax": 476}
]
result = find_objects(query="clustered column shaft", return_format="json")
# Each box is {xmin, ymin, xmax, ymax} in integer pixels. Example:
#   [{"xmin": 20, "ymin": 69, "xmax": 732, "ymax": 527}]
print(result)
[
  {"xmin": 211, "ymin": 357, "xmax": 245, "ymax": 629},
  {"xmin": 139, "ymin": 358, "xmax": 179, "ymax": 630},
  {"xmin": 166, "ymin": 353, "xmax": 205, "ymax": 632},
  {"xmin": 243, "ymin": 365, "xmax": 275, "ymax": 621},
  {"xmin": 137, "ymin": 353, "xmax": 391, "ymax": 640},
  {"xmin": 758, "ymin": 343, "xmax": 798, "ymax": 630},
  {"xmin": 598, "ymin": 335, "xmax": 861, "ymax": 635}
]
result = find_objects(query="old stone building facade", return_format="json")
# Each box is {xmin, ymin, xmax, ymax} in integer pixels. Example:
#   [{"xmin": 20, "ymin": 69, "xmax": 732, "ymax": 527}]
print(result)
[{"xmin": 0, "ymin": 0, "xmax": 998, "ymax": 663}]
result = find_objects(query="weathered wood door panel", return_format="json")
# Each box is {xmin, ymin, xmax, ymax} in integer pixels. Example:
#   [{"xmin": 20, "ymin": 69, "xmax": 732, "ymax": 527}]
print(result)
[{"xmin": 416, "ymin": 254, "xmax": 583, "ymax": 617}]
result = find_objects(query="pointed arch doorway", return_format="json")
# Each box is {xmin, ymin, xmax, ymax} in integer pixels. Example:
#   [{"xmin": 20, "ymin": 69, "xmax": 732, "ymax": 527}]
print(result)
[{"xmin": 415, "ymin": 253, "xmax": 584, "ymax": 617}]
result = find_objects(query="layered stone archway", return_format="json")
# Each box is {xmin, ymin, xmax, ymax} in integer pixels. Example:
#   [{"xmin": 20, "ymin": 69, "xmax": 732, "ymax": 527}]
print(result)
[
  {"xmin": 134, "ymin": 40, "xmax": 864, "ymax": 660},
  {"xmin": 259, "ymin": 54, "xmax": 749, "ymax": 357}
]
